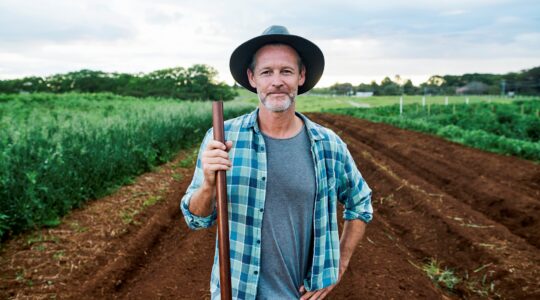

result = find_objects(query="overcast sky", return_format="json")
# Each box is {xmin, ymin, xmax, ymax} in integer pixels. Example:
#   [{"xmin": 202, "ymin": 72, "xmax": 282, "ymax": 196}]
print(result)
[{"xmin": 1, "ymin": 0, "xmax": 539, "ymax": 87}]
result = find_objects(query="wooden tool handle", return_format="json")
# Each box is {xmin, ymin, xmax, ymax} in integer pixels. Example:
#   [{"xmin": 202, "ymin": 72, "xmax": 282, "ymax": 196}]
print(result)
[{"xmin": 212, "ymin": 101, "xmax": 232, "ymax": 300}]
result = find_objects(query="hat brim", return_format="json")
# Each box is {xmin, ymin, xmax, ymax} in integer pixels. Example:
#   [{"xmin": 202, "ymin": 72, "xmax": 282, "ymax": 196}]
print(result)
[{"xmin": 229, "ymin": 34, "xmax": 324, "ymax": 95}]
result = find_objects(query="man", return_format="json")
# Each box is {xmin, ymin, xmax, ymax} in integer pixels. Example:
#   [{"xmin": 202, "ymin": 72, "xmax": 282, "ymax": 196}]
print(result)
[{"xmin": 181, "ymin": 25, "xmax": 373, "ymax": 300}]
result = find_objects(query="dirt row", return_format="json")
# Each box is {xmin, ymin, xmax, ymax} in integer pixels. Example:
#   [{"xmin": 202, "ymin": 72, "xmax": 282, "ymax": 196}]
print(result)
[
  {"xmin": 311, "ymin": 113, "xmax": 540, "ymax": 299},
  {"xmin": 1, "ymin": 113, "xmax": 539, "ymax": 299}
]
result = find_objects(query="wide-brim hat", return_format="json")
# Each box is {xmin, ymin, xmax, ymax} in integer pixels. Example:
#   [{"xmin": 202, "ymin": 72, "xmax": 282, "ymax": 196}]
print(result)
[{"xmin": 229, "ymin": 25, "xmax": 324, "ymax": 95}]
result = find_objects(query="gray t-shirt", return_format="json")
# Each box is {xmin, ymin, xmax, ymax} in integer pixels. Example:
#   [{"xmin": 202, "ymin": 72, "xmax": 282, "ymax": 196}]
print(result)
[{"xmin": 256, "ymin": 125, "xmax": 316, "ymax": 299}]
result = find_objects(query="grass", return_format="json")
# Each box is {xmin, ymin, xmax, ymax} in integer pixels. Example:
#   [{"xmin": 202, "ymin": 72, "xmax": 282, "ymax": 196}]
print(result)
[
  {"xmin": 143, "ymin": 195, "xmax": 162, "ymax": 207},
  {"xmin": 176, "ymin": 149, "xmax": 199, "ymax": 168},
  {"xmin": 0, "ymin": 92, "xmax": 255, "ymax": 241},
  {"xmin": 171, "ymin": 173, "xmax": 183, "ymax": 181},
  {"xmin": 409, "ymin": 258, "xmax": 501, "ymax": 298},
  {"xmin": 233, "ymin": 87, "xmax": 518, "ymax": 112},
  {"xmin": 422, "ymin": 258, "xmax": 461, "ymax": 291}
]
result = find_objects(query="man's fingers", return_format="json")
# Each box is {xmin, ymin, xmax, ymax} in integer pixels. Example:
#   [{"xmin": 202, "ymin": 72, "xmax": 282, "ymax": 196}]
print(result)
[
  {"xmin": 204, "ymin": 163, "xmax": 230, "ymax": 171},
  {"xmin": 299, "ymin": 285, "xmax": 306, "ymax": 293},
  {"xmin": 300, "ymin": 291, "xmax": 314, "ymax": 300},
  {"xmin": 206, "ymin": 140, "xmax": 233, "ymax": 151},
  {"xmin": 203, "ymin": 157, "xmax": 231, "ymax": 167},
  {"xmin": 312, "ymin": 289, "xmax": 327, "ymax": 300},
  {"xmin": 319, "ymin": 288, "xmax": 332, "ymax": 299},
  {"xmin": 300, "ymin": 286, "xmax": 334, "ymax": 300},
  {"xmin": 203, "ymin": 149, "xmax": 231, "ymax": 160},
  {"xmin": 205, "ymin": 140, "xmax": 228, "ymax": 151}
]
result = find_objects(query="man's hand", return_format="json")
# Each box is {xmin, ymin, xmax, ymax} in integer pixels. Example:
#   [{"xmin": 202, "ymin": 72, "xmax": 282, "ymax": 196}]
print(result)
[
  {"xmin": 188, "ymin": 140, "xmax": 233, "ymax": 217},
  {"xmin": 298, "ymin": 264, "xmax": 346, "ymax": 300},
  {"xmin": 298, "ymin": 219, "xmax": 366, "ymax": 300},
  {"xmin": 201, "ymin": 140, "xmax": 233, "ymax": 187}
]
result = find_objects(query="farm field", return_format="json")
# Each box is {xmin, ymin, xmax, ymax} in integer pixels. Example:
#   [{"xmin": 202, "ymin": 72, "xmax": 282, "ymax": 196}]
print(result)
[
  {"xmin": 0, "ymin": 93, "xmax": 254, "ymax": 241},
  {"xmin": 234, "ymin": 88, "xmax": 520, "ymax": 112},
  {"xmin": 327, "ymin": 100, "xmax": 540, "ymax": 161},
  {"xmin": 1, "ymin": 112, "xmax": 538, "ymax": 299}
]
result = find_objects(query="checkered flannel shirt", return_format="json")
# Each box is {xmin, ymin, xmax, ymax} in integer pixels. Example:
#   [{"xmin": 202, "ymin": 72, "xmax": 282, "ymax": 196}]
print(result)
[{"xmin": 180, "ymin": 108, "xmax": 373, "ymax": 299}]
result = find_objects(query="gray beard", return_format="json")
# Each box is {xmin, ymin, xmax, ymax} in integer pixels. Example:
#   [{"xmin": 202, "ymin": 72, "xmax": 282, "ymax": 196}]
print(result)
[{"xmin": 258, "ymin": 92, "xmax": 296, "ymax": 112}]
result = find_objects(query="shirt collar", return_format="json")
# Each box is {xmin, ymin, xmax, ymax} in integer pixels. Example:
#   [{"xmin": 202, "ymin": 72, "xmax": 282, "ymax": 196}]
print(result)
[{"xmin": 242, "ymin": 107, "xmax": 324, "ymax": 141}]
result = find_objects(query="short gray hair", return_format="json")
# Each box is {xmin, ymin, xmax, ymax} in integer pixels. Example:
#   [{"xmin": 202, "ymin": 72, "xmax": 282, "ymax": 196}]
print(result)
[{"xmin": 248, "ymin": 43, "xmax": 304, "ymax": 73}]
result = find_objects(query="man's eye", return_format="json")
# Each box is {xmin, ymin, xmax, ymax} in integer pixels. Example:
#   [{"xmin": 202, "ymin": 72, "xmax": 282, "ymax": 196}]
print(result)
[
  {"xmin": 282, "ymin": 70, "xmax": 293, "ymax": 74},
  {"xmin": 260, "ymin": 70, "xmax": 270, "ymax": 75}
]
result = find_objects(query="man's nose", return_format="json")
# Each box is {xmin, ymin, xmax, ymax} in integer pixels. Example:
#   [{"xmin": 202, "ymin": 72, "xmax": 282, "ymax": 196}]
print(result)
[{"xmin": 271, "ymin": 74, "xmax": 285, "ymax": 88}]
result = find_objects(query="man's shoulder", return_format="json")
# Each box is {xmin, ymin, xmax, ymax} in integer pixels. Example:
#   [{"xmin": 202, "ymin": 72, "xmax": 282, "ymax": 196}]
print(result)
[
  {"xmin": 223, "ymin": 110, "xmax": 256, "ymax": 131},
  {"xmin": 300, "ymin": 113, "xmax": 345, "ymax": 145}
]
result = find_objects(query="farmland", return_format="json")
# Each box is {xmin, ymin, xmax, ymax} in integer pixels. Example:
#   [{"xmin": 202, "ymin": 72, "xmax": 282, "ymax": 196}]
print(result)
[
  {"xmin": 327, "ymin": 99, "xmax": 540, "ymax": 161},
  {"xmin": 0, "ymin": 93, "xmax": 254, "ymax": 240},
  {"xmin": 0, "ymin": 92, "xmax": 539, "ymax": 299}
]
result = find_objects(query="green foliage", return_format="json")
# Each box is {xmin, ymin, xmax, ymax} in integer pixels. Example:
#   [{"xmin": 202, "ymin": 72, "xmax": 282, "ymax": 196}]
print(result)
[
  {"xmin": 311, "ymin": 65, "xmax": 540, "ymax": 96},
  {"xmin": 0, "ymin": 93, "xmax": 254, "ymax": 241},
  {"xmin": 0, "ymin": 64, "xmax": 238, "ymax": 101},
  {"xmin": 327, "ymin": 100, "xmax": 540, "ymax": 161},
  {"xmin": 422, "ymin": 259, "xmax": 461, "ymax": 291}
]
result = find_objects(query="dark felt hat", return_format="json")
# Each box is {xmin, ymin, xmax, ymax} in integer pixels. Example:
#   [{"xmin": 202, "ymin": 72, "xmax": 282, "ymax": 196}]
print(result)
[{"xmin": 229, "ymin": 25, "xmax": 324, "ymax": 95}]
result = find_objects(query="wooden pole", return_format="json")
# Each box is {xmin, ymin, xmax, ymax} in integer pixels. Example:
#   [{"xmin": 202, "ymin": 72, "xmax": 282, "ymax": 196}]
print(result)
[{"xmin": 212, "ymin": 101, "xmax": 232, "ymax": 300}]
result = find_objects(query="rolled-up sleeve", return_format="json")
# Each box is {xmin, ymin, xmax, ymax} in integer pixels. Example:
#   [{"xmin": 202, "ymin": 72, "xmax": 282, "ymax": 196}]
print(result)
[
  {"xmin": 180, "ymin": 129, "xmax": 218, "ymax": 230},
  {"xmin": 337, "ymin": 144, "xmax": 373, "ymax": 223}
]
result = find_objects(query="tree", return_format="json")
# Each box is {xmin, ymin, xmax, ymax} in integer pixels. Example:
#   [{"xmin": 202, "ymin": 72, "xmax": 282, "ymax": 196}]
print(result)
[{"xmin": 402, "ymin": 79, "xmax": 416, "ymax": 95}]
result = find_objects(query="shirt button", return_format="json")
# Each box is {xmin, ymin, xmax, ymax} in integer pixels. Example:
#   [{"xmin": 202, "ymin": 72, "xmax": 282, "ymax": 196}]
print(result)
[
  {"xmin": 260, "ymin": 146, "xmax": 265, "ymax": 151},
  {"xmin": 259, "ymin": 208, "xmax": 264, "ymax": 212},
  {"xmin": 261, "ymin": 176, "xmax": 266, "ymax": 181},
  {"xmin": 257, "ymin": 240, "xmax": 261, "ymax": 244},
  {"xmin": 254, "ymin": 270, "xmax": 258, "ymax": 275}
]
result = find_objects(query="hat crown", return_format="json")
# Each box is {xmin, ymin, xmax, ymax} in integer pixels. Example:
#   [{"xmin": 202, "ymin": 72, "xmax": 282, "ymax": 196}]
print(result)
[{"xmin": 262, "ymin": 25, "xmax": 290, "ymax": 35}]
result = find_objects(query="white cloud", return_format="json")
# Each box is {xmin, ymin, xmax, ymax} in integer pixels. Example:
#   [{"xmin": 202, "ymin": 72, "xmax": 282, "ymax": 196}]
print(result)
[{"xmin": 0, "ymin": 0, "xmax": 539, "ymax": 87}]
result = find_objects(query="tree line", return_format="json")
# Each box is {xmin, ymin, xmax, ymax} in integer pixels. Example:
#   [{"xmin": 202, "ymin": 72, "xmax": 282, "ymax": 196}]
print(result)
[
  {"xmin": 0, "ymin": 64, "xmax": 238, "ymax": 101},
  {"xmin": 313, "ymin": 66, "xmax": 540, "ymax": 96}
]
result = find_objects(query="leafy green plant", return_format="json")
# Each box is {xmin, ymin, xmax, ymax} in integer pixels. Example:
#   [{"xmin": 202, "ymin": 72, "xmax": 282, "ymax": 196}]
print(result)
[
  {"xmin": 422, "ymin": 259, "xmax": 461, "ymax": 291},
  {"xmin": 143, "ymin": 196, "xmax": 162, "ymax": 208},
  {"xmin": 328, "ymin": 100, "xmax": 540, "ymax": 161},
  {"xmin": 0, "ymin": 93, "xmax": 254, "ymax": 241}
]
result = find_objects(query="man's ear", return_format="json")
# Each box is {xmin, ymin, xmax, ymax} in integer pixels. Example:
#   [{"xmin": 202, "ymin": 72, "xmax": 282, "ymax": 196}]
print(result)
[
  {"xmin": 247, "ymin": 68, "xmax": 257, "ymax": 89},
  {"xmin": 298, "ymin": 66, "xmax": 306, "ymax": 87}
]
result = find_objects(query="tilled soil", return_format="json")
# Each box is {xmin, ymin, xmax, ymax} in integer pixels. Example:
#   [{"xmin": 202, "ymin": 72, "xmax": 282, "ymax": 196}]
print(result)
[{"xmin": 1, "ymin": 113, "xmax": 539, "ymax": 299}]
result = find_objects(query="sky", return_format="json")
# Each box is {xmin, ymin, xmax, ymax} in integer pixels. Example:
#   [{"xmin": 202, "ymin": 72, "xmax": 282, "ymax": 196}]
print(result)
[{"xmin": 1, "ymin": 0, "xmax": 539, "ymax": 87}]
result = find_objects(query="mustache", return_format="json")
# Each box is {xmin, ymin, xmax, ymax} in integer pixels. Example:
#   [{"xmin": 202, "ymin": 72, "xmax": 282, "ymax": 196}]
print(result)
[{"xmin": 267, "ymin": 90, "xmax": 291, "ymax": 94}]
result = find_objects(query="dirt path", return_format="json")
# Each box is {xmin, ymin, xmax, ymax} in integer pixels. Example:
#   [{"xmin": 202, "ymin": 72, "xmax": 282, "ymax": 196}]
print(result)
[{"xmin": 2, "ymin": 113, "xmax": 539, "ymax": 299}]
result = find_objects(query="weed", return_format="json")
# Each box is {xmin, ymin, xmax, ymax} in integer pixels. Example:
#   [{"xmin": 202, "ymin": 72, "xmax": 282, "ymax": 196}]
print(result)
[
  {"xmin": 26, "ymin": 233, "xmax": 59, "ymax": 246},
  {"xmin": 465, "ymin": 270, "xmax": 500, "ymax": 298},
  {"xmin": 422, "ymin": 259, "xmax": 461, "ymax": 291},
  {"xmin": 119, "ymin": 208, "xmax": 140, "ymax": 225},
  {"xmin": 33, "ymin": 244, "xmax": 46, "ymax": 251},
  {"xmin": 177, "ymin": 149, "xmax": 199, "ymax": 168},
  {"xmin": 172, "ymin": 173, "xmax": 183, "ymax": 181},
  {"xmin": 53, "ymin": 250, "xmax": 65, "ymax": 260},
  {"xmin": 69, "ymin": 221, "xmax": 88, "ymax": 233},
  {"xmin": 143, "ymin": 196, "xmax": 162, "ymax": 208}
]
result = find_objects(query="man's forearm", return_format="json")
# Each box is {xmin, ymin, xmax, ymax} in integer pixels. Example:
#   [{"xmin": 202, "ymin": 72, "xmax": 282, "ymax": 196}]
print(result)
[
  {"xmin": 339, "ymin": 219, "xmax": 367, "ymax": 273},
  {"xmin": 188, "ymin": 182, "xmax": 216, "ymax": 217}
]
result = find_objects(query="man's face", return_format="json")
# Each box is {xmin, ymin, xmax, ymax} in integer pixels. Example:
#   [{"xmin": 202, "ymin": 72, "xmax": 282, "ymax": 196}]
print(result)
[{"xmin": 247, "ymin": 44, "xmax": 306, "ymax": 112}]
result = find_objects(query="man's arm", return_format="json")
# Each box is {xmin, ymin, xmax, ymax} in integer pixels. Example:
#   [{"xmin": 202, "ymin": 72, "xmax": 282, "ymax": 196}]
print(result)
[
  {"xmin": 180, "ymin": 137, "xmax": 233, "ymax": 229},
  {"xmin": 339, "ymin": 219, "xmax": 367, "ymax": 277},
  {"xmin": 188, "ymin": 140, "xmax": 233, "ymax": 215},
  {"xmin": 300, "ymin": 219, "xmax": 366, "ymax": 300}
]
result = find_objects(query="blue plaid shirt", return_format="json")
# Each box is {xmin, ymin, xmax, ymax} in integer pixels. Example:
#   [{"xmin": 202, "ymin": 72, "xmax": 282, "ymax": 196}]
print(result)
[{"xmin": 181, "ymin": 108, "xmax": 373, "ymax": 299}]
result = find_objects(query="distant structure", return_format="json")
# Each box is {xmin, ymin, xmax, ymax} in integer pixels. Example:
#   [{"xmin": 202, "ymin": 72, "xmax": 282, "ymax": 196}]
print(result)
[{"xmin": 355, "ymin": 91, "xmax": 374, "ymax": 97}]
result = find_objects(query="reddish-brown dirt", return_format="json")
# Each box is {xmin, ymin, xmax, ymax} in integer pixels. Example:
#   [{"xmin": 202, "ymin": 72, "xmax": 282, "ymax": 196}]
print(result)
[{"xmin": 1, "ymin": 113, "xmax": 539, "ymax": 299}]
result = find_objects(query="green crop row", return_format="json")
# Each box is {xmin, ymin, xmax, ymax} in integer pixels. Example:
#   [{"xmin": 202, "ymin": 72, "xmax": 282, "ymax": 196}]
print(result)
[
  {"xmin": 0, "ymin": 93, "xmax": 255, "ymax": 241},
  {"xmin": 326, "ymin": 100, "xmax": 540, "ymax": 162}
]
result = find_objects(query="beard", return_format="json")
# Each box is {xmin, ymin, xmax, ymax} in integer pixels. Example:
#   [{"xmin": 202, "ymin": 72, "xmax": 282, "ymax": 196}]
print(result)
[{"xmin": 258, "ymin": 90, "xmax": 297, "ymax": 112}]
